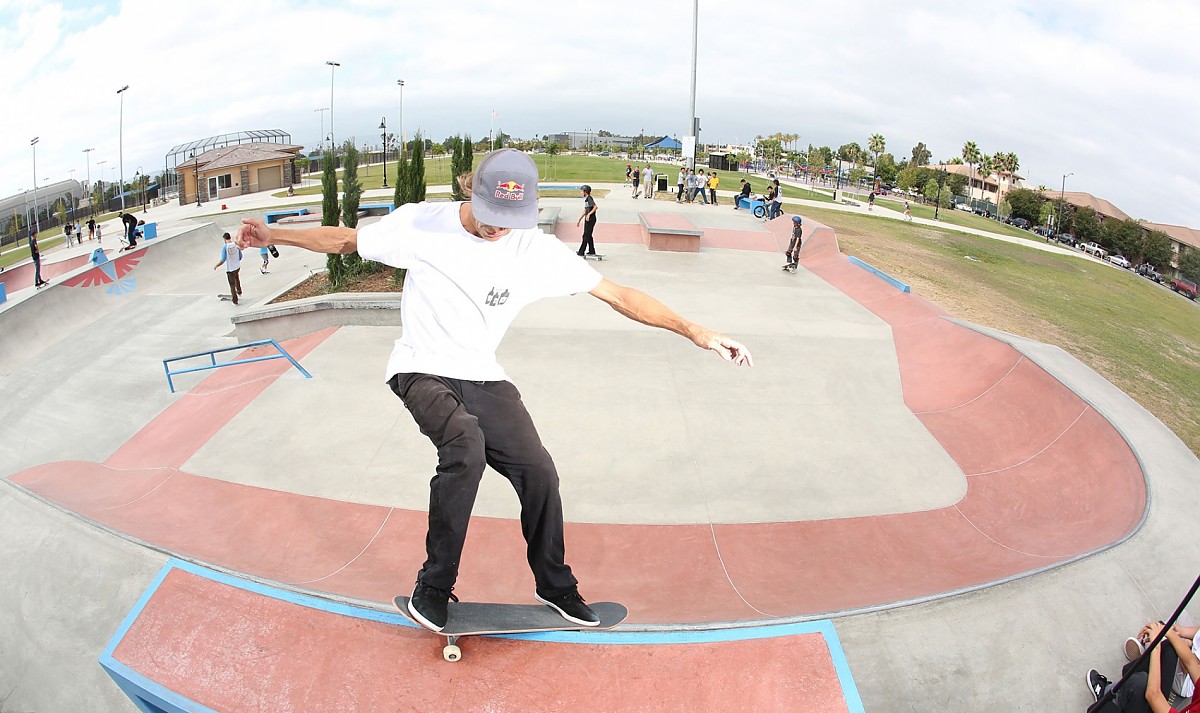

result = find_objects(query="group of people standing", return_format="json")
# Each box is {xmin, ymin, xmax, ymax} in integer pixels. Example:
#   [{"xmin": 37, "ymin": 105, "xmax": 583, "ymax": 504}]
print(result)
[
  {"xmin": 676, "ymin": 167, "xmax": 718, "ymax": 205},
  {"xmin": 61, "ymin": 217, "xmax": 101, "ymax": 249}
]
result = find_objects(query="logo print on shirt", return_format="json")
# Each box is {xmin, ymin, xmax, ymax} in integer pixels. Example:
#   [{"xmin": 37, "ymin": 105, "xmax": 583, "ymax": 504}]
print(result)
[
  {"xmin": 485, "ymin": 287, "xmax": 510, "ymax": 306},
  {"xmin": 495, "ymin": 180, "xmax": 525, "ymax": 201}
]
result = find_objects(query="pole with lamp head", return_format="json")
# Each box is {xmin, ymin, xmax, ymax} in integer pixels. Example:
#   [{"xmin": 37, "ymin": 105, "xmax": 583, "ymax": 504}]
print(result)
[
  {"xmin": 379, "ymin": 117, "xmax": 388, "ymax": 188},
  {"xmin": 117, "ymin": 85, "xmax": 129, "ymax": 210},
  {"xmin": 30, "ymin": 137, "xmax": 41, "ymax": 234},
  {"xmin": 1057, "ymin": 172, "xmax": 1073, "ymax": 236}
]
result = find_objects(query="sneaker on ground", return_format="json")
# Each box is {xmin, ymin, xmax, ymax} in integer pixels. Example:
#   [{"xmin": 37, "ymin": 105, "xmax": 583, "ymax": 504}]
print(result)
[
  {"xmin": 535, "ymin": 590, "xmax": 600, "ymax": 626},
  {"xmin": 1087, "ymin": 669, "xmax": 1111, "ymax": 702},
  {"xmin": 408, "ymin": 582, "xmax": 458, "ymax": 632},
  {"xmin": 1125, "ymin": 636, "xmax": 1146, "ymax": 662}
]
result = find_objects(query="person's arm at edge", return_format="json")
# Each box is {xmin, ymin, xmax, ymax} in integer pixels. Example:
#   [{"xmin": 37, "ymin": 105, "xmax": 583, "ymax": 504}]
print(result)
[
  {"xmin": 589, "ymin": 278, "xmax": 752, "ymax": 366},
  {"xmin": 235, "ymin": 218, "xmax": 357, "ymax": 255}
]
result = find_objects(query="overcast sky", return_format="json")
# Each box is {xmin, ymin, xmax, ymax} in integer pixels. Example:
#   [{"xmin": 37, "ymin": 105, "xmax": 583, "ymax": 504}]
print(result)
[{"xmin": 3, "ymin": 0, "xmax": 1198, "ymax": 227}]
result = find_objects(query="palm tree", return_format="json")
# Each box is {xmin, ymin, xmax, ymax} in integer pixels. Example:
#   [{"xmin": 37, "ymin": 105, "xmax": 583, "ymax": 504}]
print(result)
[
  {"xmin": 977, "ymin": 153, "xmax": 995, "ymax": 211},
  {"xmin": 868, "ymin": 134, "xmax": 886, "ymax": 186},
  {"xmin": 962, "ymin": 141, "xmax": 980, "ymax": 205},
  {"xmin": 995, "ymin": 152, "xmax": 1020, "ymax": 208}
]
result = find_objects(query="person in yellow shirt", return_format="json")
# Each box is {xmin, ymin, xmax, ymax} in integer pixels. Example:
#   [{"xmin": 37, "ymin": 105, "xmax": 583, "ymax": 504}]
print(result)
[{"xmin": 708, "ymin": 172, "xmax": 719, "ymax": 205}]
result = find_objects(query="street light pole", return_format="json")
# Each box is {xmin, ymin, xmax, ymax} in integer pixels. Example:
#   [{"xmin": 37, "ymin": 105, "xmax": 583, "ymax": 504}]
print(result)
[
  {"xmin": 379, "ymin": 117, "xmax": 388, "ymax": 189},
  {"xmin": 30, "ymin": 137, "xmax": 40, "ymax": 234},
  {"xmin": 687, "ymin": 0, "xmax": 698, "ymax": 171},
  {"xmin": 935, "ymin": 167, "xmax": 947, "ymax": 220},
  {"xmin": 1057, "ymin": 172, "xmax": 1073, "ymax": 235},
  {"xmin": 314, "ymin": 107, "xmax": 329, "ymax": 153},
  {"xmin": 83, "ymin": 148, "xmax": 94, "ymax": 216},
  {"xmin": 397, "ymin": 79, "xmax": 404, "ymax": 161},
  {"xmin": 117, "ymin": 85, "xmax": 129, "ymax": 211},
  {"xmin": 326, "ymin": 61, "xmax": 340, "ymax": 151}
]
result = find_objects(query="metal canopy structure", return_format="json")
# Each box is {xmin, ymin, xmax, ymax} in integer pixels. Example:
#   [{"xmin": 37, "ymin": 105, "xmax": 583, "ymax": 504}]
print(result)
[{"xmin": 163, "ymin": 130, "xmax": 293, "ymax": 196}]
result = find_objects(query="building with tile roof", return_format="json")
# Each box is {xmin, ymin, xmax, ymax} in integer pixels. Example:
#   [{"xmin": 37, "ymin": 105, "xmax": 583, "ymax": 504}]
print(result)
[
  {"xmin": 929, "ymin": 163, "xmax": 1023, "ymax": 212},
  {"xmin": 174, "ymin": 142, "xmax": 303, "ymax": 205}
]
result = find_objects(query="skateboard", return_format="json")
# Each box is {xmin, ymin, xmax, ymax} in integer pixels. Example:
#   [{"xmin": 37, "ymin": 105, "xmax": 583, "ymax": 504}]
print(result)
[
  {"xmin": 268, "ymin": 245, "xmax": 279, "ymax": 258},
  {"xmin": 780, "ymin": 262, "xmax": 797, "ymax": 272},
  {"xmin": 217, "ymin": 294, "xmax": 235, "ymax": 301},
  {"xmin": 393, "ymin": 595, "xmax": 627, "ymax": 662},
  {"xmin": 582, "ymin": 254, "xmax": 606, "ymax": 261}
]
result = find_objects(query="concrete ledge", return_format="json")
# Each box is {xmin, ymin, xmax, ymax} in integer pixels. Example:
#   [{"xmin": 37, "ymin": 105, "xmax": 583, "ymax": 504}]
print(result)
[
  {"xmin": 231, "ymin": 291, "xmax": 402, "ymax": 343},
  {"xmin": 264, "ymin": 208, "xmax": 309, "ymax": 224},
  {"xmin": 537, "ymin": 207, "xmax": 560, "ymax": 235},
  {"xmin": 639, "ymin": 212, "xmax": 702, "ymax": 253}
]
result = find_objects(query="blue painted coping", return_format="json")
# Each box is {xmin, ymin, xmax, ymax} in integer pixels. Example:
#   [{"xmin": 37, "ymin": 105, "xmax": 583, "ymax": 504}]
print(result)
[
  {"xmin": 264, "ymin": 208, "xmax": 310, "ymax": 224},
  {"xmin": 101, "ymin": 559, "xmax": 864, "ymax": 713},
  {"xmin": 847, "ymin": 255, "xmax": 911, "ymax": 293},
  {"xmin": 360, "ymin": 203, "xmax": 394, "ymax": 214}
]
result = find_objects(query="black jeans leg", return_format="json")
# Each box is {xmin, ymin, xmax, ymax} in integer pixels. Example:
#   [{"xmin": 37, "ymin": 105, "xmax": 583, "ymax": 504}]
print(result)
[
  {"xmin": 391, "ymin": 374, "xmax": 578, "ymax": 596},
  {"xmin": 579, "ymin": 219, "xmax": 596, "ymax": 255}
]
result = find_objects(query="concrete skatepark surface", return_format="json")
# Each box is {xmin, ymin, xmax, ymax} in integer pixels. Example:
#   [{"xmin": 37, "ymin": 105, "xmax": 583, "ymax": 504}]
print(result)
[{"xmin": 0, "ymin": 183, "xmax": 1197, "ymax": 711}]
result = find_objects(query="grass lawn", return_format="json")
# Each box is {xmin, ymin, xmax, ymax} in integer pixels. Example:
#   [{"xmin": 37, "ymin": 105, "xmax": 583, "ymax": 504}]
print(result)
[
  {"xmin": 873, "ymin": 196, "xmax": 1037, "ymax": 240},
  {"xmin": 278, "ymin": 154, "xmax": 833, "ymax": 203},
  {"xmin": 801, "ymin": 205, "xmax": 1200, "ymax": 456}
]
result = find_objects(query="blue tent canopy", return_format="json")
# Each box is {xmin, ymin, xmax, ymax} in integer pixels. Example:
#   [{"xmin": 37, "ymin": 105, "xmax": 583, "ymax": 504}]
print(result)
[{"xmin": 645, "ymin": 136, "xmax": 682, "ymax": 151}]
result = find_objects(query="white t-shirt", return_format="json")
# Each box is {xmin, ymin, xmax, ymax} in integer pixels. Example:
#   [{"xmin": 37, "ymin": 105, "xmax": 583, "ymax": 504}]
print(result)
[{"xmin": 357, "ymin": 201, "xmax": 603, "ymax": 382}]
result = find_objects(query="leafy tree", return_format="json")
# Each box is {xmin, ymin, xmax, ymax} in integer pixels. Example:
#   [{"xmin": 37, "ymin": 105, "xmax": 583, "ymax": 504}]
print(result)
[
  {"xmin": 1142, "ymin": 230, "xmax": 1174, "ymax": 271},
  {"xmin": 1006, "ymin": 188, "xmax": 1046, "ymax": 224},
  {"xmin": 910, "ymin": 142, "xmax": 931, "ymax": 166},
  {"xmin": 849, "ymin": 167, "xmax": 867, "ymax": 185},
  {"xmin": 1073, "ymin": 206, "xmax": 1101, "ymax": 243},
  {"xmin": 321, "ymin": 149, "xmax": 344, "ymax": 286},
  {"xmin": 1102, "ymin": 218, "xmax": 1144, "ymax": 259},
  {"xmin": 1179, "ymin": 248, "xmax": 1200, "ymax": 283},
  {"xmin": 945, "ymin": 174, "xmax": 969, "ymax": 197},
  {"xmin": 837, "ymin": 142, "xmax": 864, "ymax": 164},
  {"xmin": 897, "ymin": 164, "xmax": 921, "ymax": 192},
  {"xmin": 875, "ymin": 153, "xmax": 898, "ymax": 184},
  {"xmin": 922, "ymin": 177, "xmax": 941, "ymax": 202}
]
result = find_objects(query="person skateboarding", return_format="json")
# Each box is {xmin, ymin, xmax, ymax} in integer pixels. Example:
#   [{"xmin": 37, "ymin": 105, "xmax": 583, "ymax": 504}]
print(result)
[
  {"xmin": 576, "ymin": 184, "xmax": 598, "ymax": 257},
  {"xmin": 235, "ymin": 149, "xmax": 753, "ymax": 633},
  {"xmin": 782, "ymin": 215, "xmax": 803, "ymax": 271}
]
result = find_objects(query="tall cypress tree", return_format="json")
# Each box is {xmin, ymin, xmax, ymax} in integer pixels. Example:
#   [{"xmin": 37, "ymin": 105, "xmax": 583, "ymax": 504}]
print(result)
[
  {"xmin": 410, "ymin": 132, "xmax": 427, "ymax": 202},
  {"xmin": 393, "ymin": 139, "xmax": 410, "ymax": 209},
  {"xmin": 450, "ymin": 136, "xmax": 466, "ymax": 201},
  {"xmin": 339, "ymin": 141, "xmax": 364, "ymax": 279},
  {"xmin": 321, "ymin": 149, "xmax": 344, "ymax": 287}
]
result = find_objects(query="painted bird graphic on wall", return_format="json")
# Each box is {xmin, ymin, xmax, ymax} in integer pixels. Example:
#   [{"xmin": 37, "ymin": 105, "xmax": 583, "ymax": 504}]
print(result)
[{"xmin": 62, "ymin": 250, "xmax": 142, "ymax": 296}]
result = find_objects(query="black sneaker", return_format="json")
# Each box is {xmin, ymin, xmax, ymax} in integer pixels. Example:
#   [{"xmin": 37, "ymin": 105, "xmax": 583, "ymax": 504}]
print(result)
[
  {"xmin": 408, "ymin": 582, "xmax": 458, "ymax": 632},
  {"xmin": 535, "ymin": 590, "xmax": 600, "ymax": 627},
  {"xmin": 1087, "ymin": 669, "xmax": 1110, "ymax": 702}
]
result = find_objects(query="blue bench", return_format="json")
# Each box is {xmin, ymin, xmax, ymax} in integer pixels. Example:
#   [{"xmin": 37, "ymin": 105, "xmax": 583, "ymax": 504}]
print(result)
[
  {"xmin": 737, "ymin": 197, "xmax": 768, "ymax": 217},
  {"xmin": 265, "ymin": 208, "xmax": 310, "ymax": 224},
  {"xmin": 360, "ymin": 203, "xmax": 394, "ymax": 217}
]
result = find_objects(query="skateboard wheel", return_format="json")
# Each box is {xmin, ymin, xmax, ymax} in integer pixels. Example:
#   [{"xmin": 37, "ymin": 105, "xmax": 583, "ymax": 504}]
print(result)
[{"xmin": 443, "ymin": 644, "xmax": 461, "ymax": 662}]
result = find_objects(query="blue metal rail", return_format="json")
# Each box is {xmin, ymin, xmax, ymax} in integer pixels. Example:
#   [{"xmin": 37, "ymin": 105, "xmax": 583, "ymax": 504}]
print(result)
[{"xmin": 162, "ymin": 339, "xmax": 312, "ymax": 393}]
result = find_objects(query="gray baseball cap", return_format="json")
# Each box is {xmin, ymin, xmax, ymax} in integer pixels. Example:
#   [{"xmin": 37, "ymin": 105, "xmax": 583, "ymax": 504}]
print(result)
[{"xmin": 471, "ymin": 149, "xmax": 539, "ymax": 228}]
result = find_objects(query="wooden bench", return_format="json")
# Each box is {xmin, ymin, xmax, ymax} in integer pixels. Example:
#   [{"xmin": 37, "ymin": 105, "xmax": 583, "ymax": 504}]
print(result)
[
  {"xmin": 640, "ymin": 213, "xmax": 702, "ymax": 252},
  {"xmin": 537, "ymin": 207, "xmax": 560, "ymax": 235}
]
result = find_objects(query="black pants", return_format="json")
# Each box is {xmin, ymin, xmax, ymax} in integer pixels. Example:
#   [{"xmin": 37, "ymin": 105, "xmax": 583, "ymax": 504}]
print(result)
[
  {"xmin": 1094, "ymin": 644, "xmax": 1180, "ymax": 712},
  {"xmin": 577, "ymin": 218, "xmax": 596, "ymax": 255},
  {"xmin": 389, "ymin": 373, "xmax": 578, "ymax": 597},
  {"xmin": 225, "ymin": 268, "xmax": 242, "ymax": 304}
]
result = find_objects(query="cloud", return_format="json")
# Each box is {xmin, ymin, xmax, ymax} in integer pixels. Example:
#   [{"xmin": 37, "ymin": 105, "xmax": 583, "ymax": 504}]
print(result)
[{"xmin": 2, "ymin": 0, "xmax": 1198, "ymax": 227}]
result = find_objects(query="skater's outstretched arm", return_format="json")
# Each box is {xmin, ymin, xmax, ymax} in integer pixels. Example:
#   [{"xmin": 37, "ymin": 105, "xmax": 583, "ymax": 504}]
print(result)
[
  {"xmin": 589, "ymin": 278, "xmax": 753, "ymax": 366},
  {"xmin": 236, "ymin": 218, "xmax": 357, "ymax": 255}
]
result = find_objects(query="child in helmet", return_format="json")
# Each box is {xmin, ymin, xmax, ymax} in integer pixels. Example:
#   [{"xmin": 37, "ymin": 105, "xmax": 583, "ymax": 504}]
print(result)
[{"xmin": 782, "ymin": 215, "xmax": 803, "ymax": 271}]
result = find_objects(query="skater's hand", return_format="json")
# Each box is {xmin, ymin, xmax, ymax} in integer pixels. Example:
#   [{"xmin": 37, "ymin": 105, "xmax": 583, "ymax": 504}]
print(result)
[
  {"xmin": 236, "ymin": 218, "xmax": 272, "ymax": 249},
  {"xmin": 693, "ymin": 329, "xmax": 754, "ymax": 367}
]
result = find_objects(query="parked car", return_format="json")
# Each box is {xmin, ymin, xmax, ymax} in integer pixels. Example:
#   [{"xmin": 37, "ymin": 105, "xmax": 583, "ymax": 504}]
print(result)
[
  {"xmin": 1108, "ymin": 254, "xmax": 1132, "ymax": 269},
  {"xmin": 1054, "ymin": 234, "xmax": 1078, "ymax": 247},
  {"xmin": 1136, "ymin": 263, "xmax": 1163, "ymax": 283},
  {"xmin": 1171, "ymin": 277, "xmax": 1198, "ymax": 300},
  {"xmin": 1009, "ymin": 217, "xmax": 1031, "ymax": 229},
  {"xmin": 1081, "ymin": 242, "xmax": 1107, "ymax": 257}
]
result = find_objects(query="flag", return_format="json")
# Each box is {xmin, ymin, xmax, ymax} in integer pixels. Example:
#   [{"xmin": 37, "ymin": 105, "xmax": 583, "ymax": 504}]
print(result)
[{"xmin": 491, "ymin": 110, "xmax": 499, "ymax": 118}]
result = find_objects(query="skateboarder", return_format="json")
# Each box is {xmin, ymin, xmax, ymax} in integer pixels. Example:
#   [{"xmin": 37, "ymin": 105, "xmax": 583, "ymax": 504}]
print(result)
[
  {"xmin": 29, "ymin": 230, "xmax": 48, "ymax": 288},
  {"xmin": 235, "ymin": 149, "xmax": 753, "ymax": 633},
  {"xmin": 576, "ymin": 184, "xmax": 598, "ymax": 257},
  {"xmin": 213, "ymin": 232, "xmax": 244, "ymax": 305},
  {"xmin": 782, "ymin": 215, "xmax": 803, "ymax": 271}
]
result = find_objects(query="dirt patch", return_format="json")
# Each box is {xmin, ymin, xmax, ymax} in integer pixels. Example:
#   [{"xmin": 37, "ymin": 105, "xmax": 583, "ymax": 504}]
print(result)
[{"xmin": 270, "ymin": 268, "xmax": 403, "ymax": 304}]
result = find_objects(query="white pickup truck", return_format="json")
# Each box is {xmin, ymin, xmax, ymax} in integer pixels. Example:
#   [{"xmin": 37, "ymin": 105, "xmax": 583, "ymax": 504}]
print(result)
[{"xmin": 1081, "ymin": 242, "xmax": 1107, "ymax": 258}]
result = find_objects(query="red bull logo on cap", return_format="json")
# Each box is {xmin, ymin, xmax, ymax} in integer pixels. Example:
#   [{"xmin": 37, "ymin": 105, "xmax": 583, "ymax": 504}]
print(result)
[{"xmin": 495, "ymin": 180, "xmax": 525, "ymax": 201}]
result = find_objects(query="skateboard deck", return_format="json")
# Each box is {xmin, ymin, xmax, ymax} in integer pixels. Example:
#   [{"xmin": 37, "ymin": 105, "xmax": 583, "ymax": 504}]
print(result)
[
  {"xmin": 394, "ymin": 595, "xmax": 627, "ymax": 662},
  {"xmin": 217, "ymin": 294, "xmax": 234, "ymax": 301},
  {"xmin": 582, "ymin": 254, "xmax": 606, "ymax": 261}
]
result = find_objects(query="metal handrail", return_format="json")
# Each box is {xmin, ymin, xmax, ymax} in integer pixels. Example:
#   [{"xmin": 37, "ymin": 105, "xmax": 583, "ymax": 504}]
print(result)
[{"xmin": 162, "ymin": 339, "xmax": 312, "ymax": 393}]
